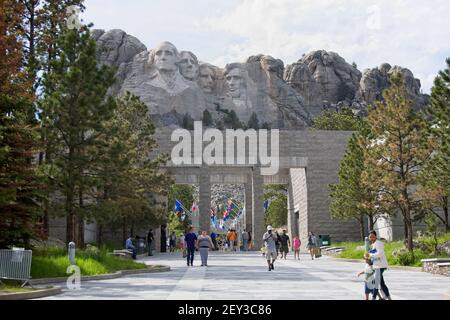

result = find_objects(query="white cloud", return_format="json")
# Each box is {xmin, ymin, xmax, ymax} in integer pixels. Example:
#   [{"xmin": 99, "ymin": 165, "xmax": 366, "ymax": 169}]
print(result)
[{"xmin": 83, "ymin": 0, "xmax": 450, "ymax": 93}]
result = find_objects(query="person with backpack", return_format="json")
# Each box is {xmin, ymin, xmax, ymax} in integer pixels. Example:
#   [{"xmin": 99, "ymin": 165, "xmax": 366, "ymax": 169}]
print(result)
[{"xmin": 307, "ymin": 232, "xmax": 318, "ymax": 260}]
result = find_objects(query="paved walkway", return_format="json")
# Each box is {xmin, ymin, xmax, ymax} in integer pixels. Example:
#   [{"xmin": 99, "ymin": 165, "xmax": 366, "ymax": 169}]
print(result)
[{"xmin": 39, "ymin": 251, "xmax": 450, "ymax": 300}]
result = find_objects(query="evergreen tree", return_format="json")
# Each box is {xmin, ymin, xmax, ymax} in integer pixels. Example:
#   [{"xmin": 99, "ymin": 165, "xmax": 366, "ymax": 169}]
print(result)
[
  {"xmin": 93, "ymin": 93, "xmax": 172, "ymax": 245},
  {"xmin": 330, "ymin": 122, "xmax": 393, "ymax": 240},
  {"xmin": 359, "ymin": 74, "xmax": 433, "ymax": 252},
  {"xmin": 182, "ymin": 113, "xmax": 194, "ymax": 130},
  {"xmin": 247, "ymin": 112, "xmax": 259, "ymax": 130},
  {"xmin": 264, "ymin": 185, "xmax": 287, "ymax": 228},
  {"xmin": 418, "ymin": 58, "xmax": 450, "ymax": 231},
  {"xmin": 0, "ymin": 0, "xmax": 44, "ymax": 248},
  {"xmin": 40, "ymin": 26, "xmax": 116, "ymax": 246},
  {"xmin": 224, "ymin": 110, "xmax": 242, "ymax": 129},
  {"xmin": 313, "ymin": 107, "xmax": 361, "ymax": 131},
  {"xmin": 202, "ymin": 109, "xmax": 213, "ymax": 127}
]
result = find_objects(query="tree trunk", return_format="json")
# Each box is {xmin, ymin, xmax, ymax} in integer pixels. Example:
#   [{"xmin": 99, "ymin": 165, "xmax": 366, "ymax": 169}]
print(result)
[
  {"xmin": 368, "ymin": 215, "xmax": 375, "ymax": 231},
  {"xmin": 404, "ymin": 211, "xmax": 414, "ymax": 252},
  {"xmin": 122, "ymin": 218, "xmax": 127, "ymax": 245},
  {"xmin": 358, "ymin": 216, "xmax": 365, "ymax": 241},
  {"xmin": 66, "ymin": 191, "xmax": 75, "ymax": 244},
  {"xmin": 77, "ymin": 189, "xmax": 85, "ymax": 248},
  {"xmin": 97, "ymin": 224, "xmax": 103, "ymax": 246},
  {"xmin": 443, "ymin": 197, "xmax": 449, "ymax": 232}
]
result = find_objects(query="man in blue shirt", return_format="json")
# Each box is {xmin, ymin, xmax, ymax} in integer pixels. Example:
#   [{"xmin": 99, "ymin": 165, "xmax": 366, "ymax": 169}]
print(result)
[
  {"xmin": 125, "ymin": 236, "xmax": 137, "ymax": 259},
  {"xmin": 184, "ymin": 226, "xmax": 198, "ymax": 266},
  {"xmin": 210, "ymin": 231, "xmax": 217, "ymax": 250}
]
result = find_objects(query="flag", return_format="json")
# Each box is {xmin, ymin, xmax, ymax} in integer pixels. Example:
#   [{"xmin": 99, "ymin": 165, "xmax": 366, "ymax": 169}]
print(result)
[
  {"xmin": 191, "ymin": 202, "xmax": 198, "ymax": 213},
  {"xmin": 223, "ymin": 209, "xmax": 230, "ymax": 221},
  {"xmin": 175, "ymin": 199, "xmax": 183, "ymax": 213}
]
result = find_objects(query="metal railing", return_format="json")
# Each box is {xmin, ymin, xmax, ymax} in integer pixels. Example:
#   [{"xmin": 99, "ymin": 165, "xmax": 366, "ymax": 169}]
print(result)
[{"xmin": 0, "ymin": 249, "xmax": 33, "ymax": 287}]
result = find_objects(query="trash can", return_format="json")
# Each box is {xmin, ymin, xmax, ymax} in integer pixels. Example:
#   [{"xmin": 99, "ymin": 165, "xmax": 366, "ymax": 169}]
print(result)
[{"xmin": 319, "ymin": 234, "xmax": 331, "ymax": 246}]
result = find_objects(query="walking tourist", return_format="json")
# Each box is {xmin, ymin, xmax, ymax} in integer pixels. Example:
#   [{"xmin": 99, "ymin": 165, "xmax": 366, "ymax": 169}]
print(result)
[
  {"xmin": 184, "ymin": 227, "xmax": 198, "ymax": 266},
  {"xmin": 274, "ymin": 230, "xmax": 281, "ymax": 257},
  {"xmin": 248, "ymin": 231, "xmax": 252, "ymax": 250},
  {"xmin": 279, "ymin": 230, "xmax": 290, "ymax": 259},
  {"xmin": 293, "ymin": 236, "xmax": 301, "ymax": 260},
  {"xmin": 263, "ymin": 225, "xmax": 278, "ymax": 271},
  {"xmin": 197, "ymin": 230, "xmax": 215, "ymax": 266},
  {"xmin": 169, "ymin": 231, "xmax": 177, "ymax": 252},
  {"xmin": 242, "ymin": 229, "xmax": 250, "ymax": 251},
  {"xmin": 357, "ymin": 257, "xmax": 377, "ymax": 300},
  {"xmin": 147, "ymin": 229, "xmax": 154, "ymax": 256},
  {"xmin": 227, "ymin": 229, "xmax": 237, "ymax": 251},
  {"xmin": 125, "ymin": 236, "xmax": 137, "ymax": 260},
  {"xmin": 366, "ymin": 230, "xmax": 391, "ymax": 300},
  {"xmin": 307, "ymin": 232, "xmax": 318, "ymax": 260},
  {"xmin": 210, "ymin": 231, "xmax": 218, "ymax": 250}
]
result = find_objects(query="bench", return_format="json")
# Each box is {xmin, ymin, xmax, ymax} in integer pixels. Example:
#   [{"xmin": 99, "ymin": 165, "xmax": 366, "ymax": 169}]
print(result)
[{"xmin": 109, "ymin": 249, "xmax": 133, "ymax": 259}]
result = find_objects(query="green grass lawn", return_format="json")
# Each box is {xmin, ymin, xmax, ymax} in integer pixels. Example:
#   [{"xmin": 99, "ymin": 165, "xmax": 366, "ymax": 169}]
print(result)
[
  {"xmin": 0, "ymin": 283, "xmax": 35, "ymax": 293},
  {"xmin": 334, "ymin": 233, "xmax": 450, "ymax": 267},
  {"xmin": 31, "ymin": 247, "xmax": 146, "ymax": 279}
]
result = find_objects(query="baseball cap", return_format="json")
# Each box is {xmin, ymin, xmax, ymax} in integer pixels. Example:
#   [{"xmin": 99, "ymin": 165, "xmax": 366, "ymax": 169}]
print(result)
[{"xmin": 267, "ymin": 225, "xmax": 273, "ymax": 231}]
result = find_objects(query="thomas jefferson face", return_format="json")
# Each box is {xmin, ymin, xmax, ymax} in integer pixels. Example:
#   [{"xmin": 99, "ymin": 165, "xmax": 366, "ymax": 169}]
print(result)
[
  {"xmin": 153, "ymin": 42, "xmax": 178, "ymax": 72},
  {"xmin": 226, "ymin": 68, "xmax": 243, "ymax": 98},
  {"xmin": 179, "ymin": 52, "xmax": 198, "ymax": 80},
  {"xmin": 198, "ymin": 66, "xmax": 214, "ymax": 93}
]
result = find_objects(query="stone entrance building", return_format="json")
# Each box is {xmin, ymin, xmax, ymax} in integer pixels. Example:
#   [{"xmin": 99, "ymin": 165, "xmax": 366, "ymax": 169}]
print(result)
[{"xmin": 155, "ymin": 129, "xmax": 359, "ymax": 249}]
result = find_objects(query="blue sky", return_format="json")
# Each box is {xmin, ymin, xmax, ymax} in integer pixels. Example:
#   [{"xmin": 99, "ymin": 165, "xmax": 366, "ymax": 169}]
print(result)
[{"xmin": 82, "ymin": 0, "xmax": 450, "ymax": 93}]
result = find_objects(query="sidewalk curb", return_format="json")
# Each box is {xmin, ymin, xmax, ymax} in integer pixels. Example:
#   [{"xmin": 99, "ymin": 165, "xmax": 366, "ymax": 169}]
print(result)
[
  {"xmin": 29, "ymin": 265, "xmax": 171, "ymax": 285},
  {"xmin": 0, "ymin": 287, "xmax": 62, "ymax": 300},
  {"xmin": 329, "ymin": 257, "xmax": 421, "ymax": 271}
]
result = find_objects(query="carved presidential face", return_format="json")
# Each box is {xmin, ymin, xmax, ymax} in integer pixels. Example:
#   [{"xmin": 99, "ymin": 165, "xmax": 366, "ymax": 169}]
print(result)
[
  {"xmin": 198, "ymin": 65, "xmax": 215, "ymax": 93},
  {"xmin": 179, "ymin": 52, "xmax": 198, "ymax": 81},
  {"xmin": 261, "ymin": 55, "xmax": 279, "ymax": 72},
  {"xmin": 226, "ymin": 68, "xmax": 243, "ymax": 98},
  {"xmin": 153, "ymin": 42, "xmax": 178, "ymax": 72}
]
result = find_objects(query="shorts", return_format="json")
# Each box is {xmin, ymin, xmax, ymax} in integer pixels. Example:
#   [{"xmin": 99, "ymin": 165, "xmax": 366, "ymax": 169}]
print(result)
[
  {"xmin": 364, "ymin": 282, "xmax": 375, "ymax": 295},
  {"xmin": 280, "ymin": 246, "xmax": 289, "ymax": 254},
  {"xmin": 266, "ymin": 250, "xmax": 277, "ymax": 261}
]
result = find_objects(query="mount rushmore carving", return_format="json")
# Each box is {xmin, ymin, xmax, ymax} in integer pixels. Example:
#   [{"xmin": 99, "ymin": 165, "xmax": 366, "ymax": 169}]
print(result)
[{"xmin": 93, "ymin": 29, "xmax": 429, "ymax": 129}]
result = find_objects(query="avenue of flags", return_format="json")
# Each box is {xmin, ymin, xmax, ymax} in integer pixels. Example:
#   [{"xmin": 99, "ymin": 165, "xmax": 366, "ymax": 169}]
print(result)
[{"xmin": 173, "ymin": 198, "xmax": 270, "ymax": 228}]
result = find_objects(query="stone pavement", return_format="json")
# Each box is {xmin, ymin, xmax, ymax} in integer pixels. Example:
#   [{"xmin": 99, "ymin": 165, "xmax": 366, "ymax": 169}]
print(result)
[{"xmin": 38, "ymin": 251, "xmax": 450, "ymax": 300}]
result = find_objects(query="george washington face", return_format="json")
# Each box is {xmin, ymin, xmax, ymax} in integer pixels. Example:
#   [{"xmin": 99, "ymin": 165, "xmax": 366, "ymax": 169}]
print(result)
[{"xmin": 153, "ymin": 42, "xmax": 178, "ymax": 72}]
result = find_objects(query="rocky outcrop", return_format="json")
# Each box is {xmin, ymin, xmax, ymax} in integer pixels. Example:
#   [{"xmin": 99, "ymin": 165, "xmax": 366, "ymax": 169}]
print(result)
[
  {"xmin": 285, "ymin": 50, "xmax": 362, "ymax": 117},
  {"xmin": 355, "ymin": 64, "xmax": 429, "ymax": 111},
  {"xmin": 93, "ymin": 29, "xmax": 429, "ymax": 129}
]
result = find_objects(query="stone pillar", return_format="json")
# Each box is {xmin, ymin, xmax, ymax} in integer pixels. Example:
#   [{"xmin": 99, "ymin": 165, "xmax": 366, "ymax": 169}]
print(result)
[
  {"xmin": 244, "ymin": 183, "xmax": 252, "ymax": 232},
  {"xmin": 198, "ymin": 171, "xmax": 211, "ymax": 233},
  {"xmin": 287, "ymin": 178, "xmax": 296, "ymax": 240},
  {"xmin": 252, "ymin": 168, "xmax": 265, "ymax": 250}
]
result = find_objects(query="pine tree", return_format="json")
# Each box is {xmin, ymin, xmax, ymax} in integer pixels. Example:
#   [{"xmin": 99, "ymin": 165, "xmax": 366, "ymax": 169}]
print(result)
[
  {"xmin": 202, "ymin": 109, "xmax": 213, "ymax": 127},
  {"xmin": 330, "ymin": 122, "xmax": 393, "ymax": 240},
  {"xmin": 182, "ymin": 113, "xmax": 194, "ymax": 130},
  {"xmin": 40, "ymin": 26, "xmax": 116, "ymax": 246},
  {"xmin": 247, "ymin": 112, "xmax": 259, "ymax": 130},
  {"xmin": 359, "ymin": 73, "xmax": 433, "ymax": 252},
  {"xmin": 313, "ymin": 107, "xmax": 361, "ymax": 131},
  {"xmin": 0, "ymin": 0, "xmax": 44, "ymax": 248},
  {"xmin": 92, "ymin": 93, "xmax": 172, "ymax": 245},
  {"xmin": 264, "ymin": 185, "xmax": 287, "ymax": 228},
  {"xmin": 418, "ymin": 58, "xmax": 450, "ymax": 231}
]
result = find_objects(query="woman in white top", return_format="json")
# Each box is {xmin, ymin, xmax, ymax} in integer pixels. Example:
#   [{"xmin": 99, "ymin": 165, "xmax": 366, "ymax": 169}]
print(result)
[{"xmin": 365, "ymin": 230, "xmax": 391, "ymax": 300}]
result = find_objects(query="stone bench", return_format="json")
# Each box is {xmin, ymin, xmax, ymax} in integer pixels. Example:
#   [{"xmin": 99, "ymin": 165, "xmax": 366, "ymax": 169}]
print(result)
[
  {"xmin": 109, "ymin": 249, "xmax": 133, "ymax": 259},
  {"xmin": 322, "ymin": 247, "xmax": 345, "ymax": 255},
  {"xmin": 421, "ymin": 258, "xmax": 450, "ymax": 277}
]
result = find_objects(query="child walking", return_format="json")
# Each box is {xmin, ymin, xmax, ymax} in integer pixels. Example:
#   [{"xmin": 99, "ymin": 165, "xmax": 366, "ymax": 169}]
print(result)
[
  {"xmin": 357, "ymin": 258, "xmax": 376, "ymax": 300},
  {"xmin": 293, "ymin": 236, "xmax": 301, "ymax": 260}
]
